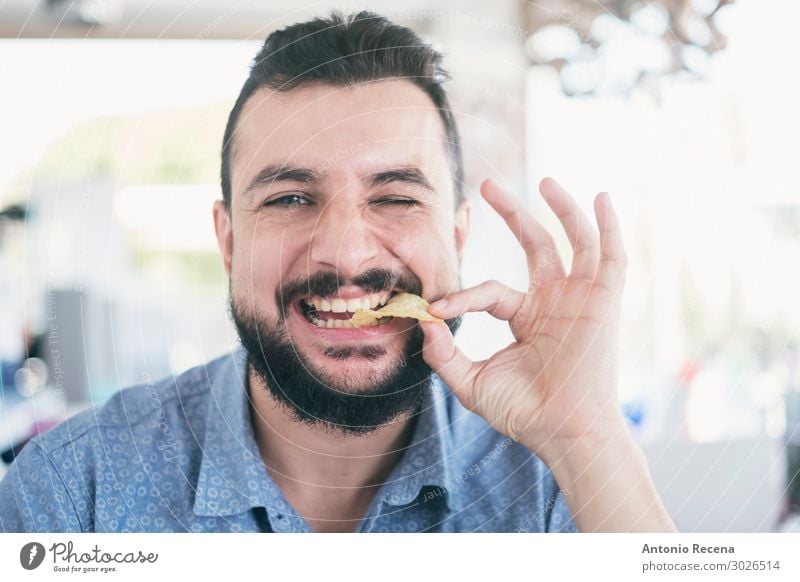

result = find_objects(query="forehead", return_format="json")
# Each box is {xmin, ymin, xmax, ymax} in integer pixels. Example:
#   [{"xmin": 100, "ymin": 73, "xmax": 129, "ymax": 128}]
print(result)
[{"xmin": 231, "ymin": 79, "xmax": 451, "ymax": 192}]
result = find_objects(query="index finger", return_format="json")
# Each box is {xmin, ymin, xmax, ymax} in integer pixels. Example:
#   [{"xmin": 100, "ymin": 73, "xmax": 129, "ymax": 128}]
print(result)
[{"xmin": 480, "ymin": 178, "xmax": 566, "ymax": 287}]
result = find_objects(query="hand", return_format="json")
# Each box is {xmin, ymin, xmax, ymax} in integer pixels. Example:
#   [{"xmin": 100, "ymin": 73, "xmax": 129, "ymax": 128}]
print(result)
[{"xmin": 420, "ymin": 177, "xmax": 629, "ymax": 463}]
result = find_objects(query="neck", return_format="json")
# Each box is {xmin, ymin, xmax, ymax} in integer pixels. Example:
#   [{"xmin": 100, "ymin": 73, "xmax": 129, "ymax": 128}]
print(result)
[{"xmin": 247, "ymin": 368, "xmax": 417, "ymax": 491}]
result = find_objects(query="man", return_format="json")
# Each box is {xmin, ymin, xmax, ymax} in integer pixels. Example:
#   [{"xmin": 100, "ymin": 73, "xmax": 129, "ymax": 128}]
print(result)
[{"xmin": 0, "ymin": 11, "xmax": 675, "ymax": 533}]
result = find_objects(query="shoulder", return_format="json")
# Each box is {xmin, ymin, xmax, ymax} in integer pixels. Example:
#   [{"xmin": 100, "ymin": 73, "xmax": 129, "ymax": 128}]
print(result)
[
  {"xmin": 34, "ymin": 351, "xmax": 233, "ymax": 456},
  {"xmin": 0, "ymin": 350, "xmax": 238, "ymax": 532},
  {"xmin": 0, "ymin": 438, "xmax": 84, "ymax": 532}
]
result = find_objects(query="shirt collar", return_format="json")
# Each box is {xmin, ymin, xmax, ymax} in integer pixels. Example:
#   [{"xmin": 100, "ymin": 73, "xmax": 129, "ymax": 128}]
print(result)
[{"xmin": 193, "ymin": 348, "xmax": 464, "ymax": 517}]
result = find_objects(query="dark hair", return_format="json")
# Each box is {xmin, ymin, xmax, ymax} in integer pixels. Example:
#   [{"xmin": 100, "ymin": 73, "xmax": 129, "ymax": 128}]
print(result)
[{"xmin": 220, "ymin": 10, "xmax": 464, "ymax": 210}]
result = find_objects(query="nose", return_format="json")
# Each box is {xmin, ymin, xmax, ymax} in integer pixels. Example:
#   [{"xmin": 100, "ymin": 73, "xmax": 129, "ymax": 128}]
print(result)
[{"xmin": 309, "ymin": 200, "xmax": 380, "ymax": 279}]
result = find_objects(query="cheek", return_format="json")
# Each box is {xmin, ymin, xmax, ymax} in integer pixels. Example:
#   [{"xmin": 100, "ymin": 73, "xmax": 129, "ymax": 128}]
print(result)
[
  {"xmin": 230, "ymin": 224, "xmax": 305, "ymax": 310},
  {"xmin": 379, "ymin": 219, "xmax": 460, "ymax": 295}
]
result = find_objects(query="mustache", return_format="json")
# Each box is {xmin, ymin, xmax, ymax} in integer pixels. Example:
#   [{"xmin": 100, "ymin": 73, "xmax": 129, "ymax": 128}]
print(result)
[{"xmin": 276, "ymin": 268, "xmax": 422, "ymax": 315}]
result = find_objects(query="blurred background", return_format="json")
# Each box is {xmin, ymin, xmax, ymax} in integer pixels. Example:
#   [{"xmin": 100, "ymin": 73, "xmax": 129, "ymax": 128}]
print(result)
[{"xmin": 1, "ymin": 0, "xmax": 798, "ymax": 532}]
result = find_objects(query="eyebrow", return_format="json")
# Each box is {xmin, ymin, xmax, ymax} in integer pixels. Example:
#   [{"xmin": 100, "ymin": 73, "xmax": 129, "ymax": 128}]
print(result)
[
  {"xmin": 367, "ymin": 167, "xmax": 435, "ymax": 192},
  {"xmin": 240, "ymin": 164, "xmax": 435, "ymax": 199},
  {"xmin": 241, "ymin": 165, "xmax": 319, "ymax": 199}
]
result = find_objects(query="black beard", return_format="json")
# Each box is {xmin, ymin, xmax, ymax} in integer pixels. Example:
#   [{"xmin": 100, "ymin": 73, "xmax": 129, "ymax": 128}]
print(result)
[{"xmin": 229, "ymin": 270, "xmax": 461, "ymax": 436}]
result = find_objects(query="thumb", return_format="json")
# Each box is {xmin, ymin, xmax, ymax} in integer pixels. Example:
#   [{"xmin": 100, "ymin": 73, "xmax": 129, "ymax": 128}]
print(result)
[{"xmin": 419, "ymin": 321, "xmax": 480, "ymax": 409}]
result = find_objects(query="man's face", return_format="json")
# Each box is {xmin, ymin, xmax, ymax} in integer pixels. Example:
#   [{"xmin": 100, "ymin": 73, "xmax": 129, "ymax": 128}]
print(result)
[{"xmin": 214, "ymin": 79, "xmax": 469, "ymax": 431}]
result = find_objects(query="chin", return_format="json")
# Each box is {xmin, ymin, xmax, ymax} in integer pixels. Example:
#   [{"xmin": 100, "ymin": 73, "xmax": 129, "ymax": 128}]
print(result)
[{"xmin": 298, "ymin": 338, "xmax": 410, "ymax": 394}]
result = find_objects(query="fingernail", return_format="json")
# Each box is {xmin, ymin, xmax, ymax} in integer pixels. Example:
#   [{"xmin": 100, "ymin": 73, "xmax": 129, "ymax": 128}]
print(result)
[{"xmin": 429, "ymin": 300, "xmax": 447, "ymax": 312}]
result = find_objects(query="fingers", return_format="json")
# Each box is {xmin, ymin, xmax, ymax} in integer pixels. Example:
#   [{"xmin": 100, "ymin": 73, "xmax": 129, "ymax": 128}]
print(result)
[
  {"xmin": 428, "ymin": 280, "xmax": 524, "ymax": 322},
  {"xmin": 539, "ymin": 177, "xmax": 601, "ymax": 280},
  {"xmin": 594, "ymin": 191, "xmax": 627, "ymax": 293},
  {"xmin": 419, "ymin": 320, "xmax": 481, "ymax": 410},
  {"xmin": 477, "ymin": 176, "xmax": 627, "ymax": 297},
  {"xmin": 480, "ymin": 179, "xmax": 566, "ymax": 288}
]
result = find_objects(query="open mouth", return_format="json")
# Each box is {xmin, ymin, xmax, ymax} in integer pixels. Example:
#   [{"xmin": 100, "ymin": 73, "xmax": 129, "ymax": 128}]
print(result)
[{"xmin": 298, "ymin": 290, "xmax": 397, "ymax": 329}]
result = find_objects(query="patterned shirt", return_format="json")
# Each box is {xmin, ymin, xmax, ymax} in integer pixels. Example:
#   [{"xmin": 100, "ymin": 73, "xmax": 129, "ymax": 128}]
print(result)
[{"xmin": 0, "ymin": 348, "xmax": 575, "ymax": 532}]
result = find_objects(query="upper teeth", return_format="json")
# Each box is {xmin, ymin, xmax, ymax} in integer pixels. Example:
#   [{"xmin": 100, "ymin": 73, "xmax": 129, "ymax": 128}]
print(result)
[{"xmin": 305, "ymin": 291, "xmax": 390, "ymax": 312}]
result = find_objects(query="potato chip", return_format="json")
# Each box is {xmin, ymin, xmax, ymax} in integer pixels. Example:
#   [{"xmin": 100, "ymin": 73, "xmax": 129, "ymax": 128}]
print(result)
[{"xmin": 351, "ymin": 292, "xmax": 443, "ymax": 326}]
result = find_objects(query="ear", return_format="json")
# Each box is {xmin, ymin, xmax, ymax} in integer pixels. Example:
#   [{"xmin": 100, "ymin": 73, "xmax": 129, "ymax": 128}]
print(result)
[
  {"xmin": 454, "ymin": 197, "xmax": 471, "ymax": 265},
  {"xmin": 213, "ymin": 200, "xmax": 233, "ymax": 276}
]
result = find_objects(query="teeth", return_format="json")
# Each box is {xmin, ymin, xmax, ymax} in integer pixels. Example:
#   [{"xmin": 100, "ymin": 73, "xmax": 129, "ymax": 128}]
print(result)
[
  {"xmin": 305, "ymin": 291, "xmax": 393, "ymax": 313},
  {"xmin": 302, "ymin": 290, "xmax": 398, "ymax": 330},
  {"xmin": 308, "ymin": 313, "xmax": 387, "ymax": 329},
  {"xmin": 318, "ymin": 318, "xmax": 357, "ymax": 329}
]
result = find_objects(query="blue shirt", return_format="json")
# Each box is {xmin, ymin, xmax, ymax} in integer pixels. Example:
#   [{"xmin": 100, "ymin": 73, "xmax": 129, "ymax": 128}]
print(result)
[{"xmin": 0, "ymin": 348, "xmax": 575, "ymax": 532}]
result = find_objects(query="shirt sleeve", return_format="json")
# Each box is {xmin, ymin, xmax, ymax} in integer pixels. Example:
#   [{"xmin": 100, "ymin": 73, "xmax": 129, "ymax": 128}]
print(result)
[{"xmin": 0, "ymin": 440, "xmax": 84, "ymax": 532}]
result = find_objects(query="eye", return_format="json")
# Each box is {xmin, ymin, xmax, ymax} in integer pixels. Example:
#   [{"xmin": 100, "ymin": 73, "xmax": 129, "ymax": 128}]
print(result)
[
  {"xmin": 262, "ymin": 194, "xmax": 312, "ymax": 207},
  {"xmin": 372, "ymin": 198, "xmax": 418, "ymax": 207}
]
